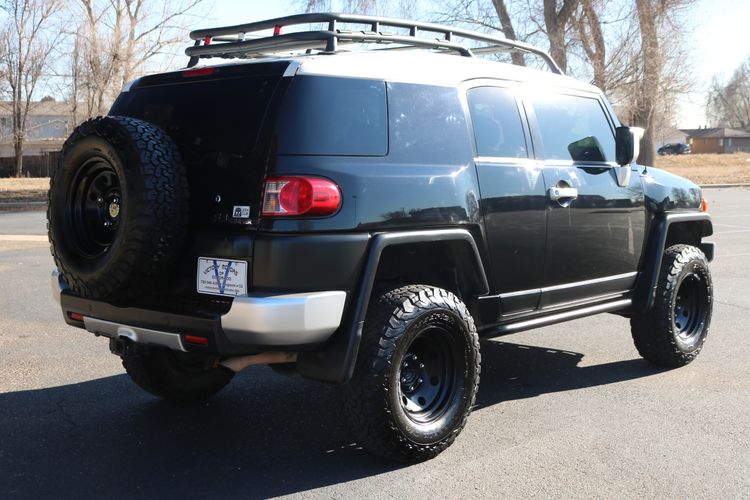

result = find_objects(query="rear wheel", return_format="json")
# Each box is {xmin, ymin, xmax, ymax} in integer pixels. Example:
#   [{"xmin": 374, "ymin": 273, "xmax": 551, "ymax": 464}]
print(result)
[
  {"xmin": 631, "ymin": 245, "xmax": 713, "ymax": 367},
  {"xmin": 122, "ymin": 347, "xmax": 233, "ymax": 402},
  {"xmin": 342, "ymin": 285, "xmax": 480, "ymax": 462}
]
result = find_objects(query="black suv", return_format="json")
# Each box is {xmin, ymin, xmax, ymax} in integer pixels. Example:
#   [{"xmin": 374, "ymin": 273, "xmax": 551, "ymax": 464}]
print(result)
[
  {"xmin": 48, "ymin": 13, "xmax": 714, "ymax": 462},
  {"xmin": 658, "ymin": 142, "xmax": 691, "ymax": 155}
]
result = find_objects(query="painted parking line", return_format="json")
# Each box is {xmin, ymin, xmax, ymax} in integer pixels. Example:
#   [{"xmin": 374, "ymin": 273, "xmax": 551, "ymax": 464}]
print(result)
[{"xmin": 0, "ymin": 235, "xmax": 48, "ymax": 242}]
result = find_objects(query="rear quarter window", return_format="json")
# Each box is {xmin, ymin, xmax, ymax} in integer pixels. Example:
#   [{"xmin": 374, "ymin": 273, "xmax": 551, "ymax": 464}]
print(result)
[{"xmin": 275, "ymin": 76, "xmax": 387, "ymax": 156}]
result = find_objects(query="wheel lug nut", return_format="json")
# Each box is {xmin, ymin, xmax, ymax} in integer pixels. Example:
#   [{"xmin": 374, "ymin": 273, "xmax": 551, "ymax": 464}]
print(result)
[
  {"xmin": 401, "ymin": 377, "xmax": 406, "ymax": 383},
  {"xmin": 408, "ymin": 386, "xmax": 414, "ymax": 391},
  {"xmin": 417, "ymin": 378, "xmax": 423, "ymax": 384},
  {"xmin": 419, "ymin": 363, "xmax": 424, "ymax": 369},
  {"xmin": 104, "ymin": 221, "xmax": 112, "ymax": 228},
  {"xmin": 97, "ymin": 197, "xmax": 103, "ymax": 204}
]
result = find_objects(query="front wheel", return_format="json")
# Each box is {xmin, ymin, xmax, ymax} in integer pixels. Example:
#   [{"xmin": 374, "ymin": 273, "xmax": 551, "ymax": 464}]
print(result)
[
  {"xmin": 341, "ymin": 285, "xmax": 480, "ymax": 462},
  {"xmin": 631, "ymin": 245, "xmax": 713, "ymax": 367}
]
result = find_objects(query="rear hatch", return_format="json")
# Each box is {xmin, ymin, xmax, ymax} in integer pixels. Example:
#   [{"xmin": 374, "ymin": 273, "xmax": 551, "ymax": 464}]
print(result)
[
  {"xmin": 110, "ymin": 61, "xmax": 289, "ymax": 229},
  {"xmin": 107, "ymin": 61, "xmax": 288, "ymax": 314}
]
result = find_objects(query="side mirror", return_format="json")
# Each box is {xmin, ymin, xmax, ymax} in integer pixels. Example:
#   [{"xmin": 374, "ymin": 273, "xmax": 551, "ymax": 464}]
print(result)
[{"xmin": 615, "ymin": 126, "xmax": 644, "ymax": 165}]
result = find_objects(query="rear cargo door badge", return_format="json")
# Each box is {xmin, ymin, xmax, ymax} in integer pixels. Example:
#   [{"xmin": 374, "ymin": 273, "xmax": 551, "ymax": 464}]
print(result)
[{"xmin": 232, "ymin": 205, "xmax": 251, "ymax": 219}]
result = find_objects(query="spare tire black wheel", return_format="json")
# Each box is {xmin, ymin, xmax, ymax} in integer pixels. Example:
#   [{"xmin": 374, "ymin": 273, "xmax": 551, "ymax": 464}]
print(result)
[{"xmin": 48, "ymin": 116, "xmax": 188, "ymax": 300}]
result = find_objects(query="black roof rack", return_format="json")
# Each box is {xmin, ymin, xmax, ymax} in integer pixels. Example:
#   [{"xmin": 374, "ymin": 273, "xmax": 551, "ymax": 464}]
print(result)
[{"xmin": 185, "ymin": 12, "xmax": 562, "ymax": 74}]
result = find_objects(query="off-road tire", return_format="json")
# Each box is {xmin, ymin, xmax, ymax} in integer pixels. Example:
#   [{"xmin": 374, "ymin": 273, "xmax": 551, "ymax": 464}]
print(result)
[
  {"xmin": 48, "ymin": 116, "xmax": 188, "ymax": 300},
  {"xmin": 631, "ymin": 244, "xmax": 713, "ymax": 367},
  {"xmin": 122, "ymin": 347, "xmax": 233, "ymax": 402},
  {"xmin": 342, "ymin": 285, "xmax": 480, "ymax": 462}
]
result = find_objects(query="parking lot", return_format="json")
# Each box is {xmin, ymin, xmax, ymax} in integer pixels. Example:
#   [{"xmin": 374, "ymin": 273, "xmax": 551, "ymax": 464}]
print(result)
[{"xmin": 0, "ymin": 187, "xmax": 748, "ymax": 498}]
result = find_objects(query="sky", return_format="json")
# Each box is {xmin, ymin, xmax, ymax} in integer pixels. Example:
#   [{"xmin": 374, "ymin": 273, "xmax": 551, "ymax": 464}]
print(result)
[{"xmin": 200, "ymin": 0, "xmax": 750, "ymax": 128}]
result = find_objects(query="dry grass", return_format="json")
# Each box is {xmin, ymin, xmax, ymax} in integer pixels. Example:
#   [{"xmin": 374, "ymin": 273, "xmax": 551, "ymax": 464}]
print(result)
[
  {"xmin": 0, "ymin": 177, "xmax": 49, "ymax": 202},
  {"xmin": 654, "ymin": 152, "xmax": 750, "ymax": 185}
]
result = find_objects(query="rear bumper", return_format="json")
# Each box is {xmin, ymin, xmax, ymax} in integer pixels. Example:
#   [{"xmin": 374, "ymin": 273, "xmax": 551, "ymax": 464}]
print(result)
[{"xmin": 52, "ymin": 270, "xmax": 346, "ymax": 353}]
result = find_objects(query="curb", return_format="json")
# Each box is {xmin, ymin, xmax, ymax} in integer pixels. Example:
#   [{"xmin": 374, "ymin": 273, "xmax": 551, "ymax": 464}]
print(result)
[{"xmin": 700, "ymin": 183, "xmax": 750, "ymax": 188}]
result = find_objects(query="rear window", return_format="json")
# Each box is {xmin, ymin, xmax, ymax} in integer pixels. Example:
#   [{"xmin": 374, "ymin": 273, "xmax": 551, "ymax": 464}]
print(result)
[
  {"xmin": 275, "ymin": 76, "xmax": 387, "ymax": 156},
  {"xmin": 110, "ymin": 75, "xmax": 279, "ymax": 158},
  {"xmin": 467, "ymin": 86, "xmax": 528, "ymax": 158}
]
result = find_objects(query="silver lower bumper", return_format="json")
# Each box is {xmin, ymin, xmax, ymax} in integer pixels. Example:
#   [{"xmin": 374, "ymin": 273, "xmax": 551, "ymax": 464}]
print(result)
[
  {"xmin": 52, "ymin": 269, "xmax": 347, "ymax": 349},
  {"xmin": 221, "ymin": 291, "xmax": 347, "ymax": 345}
]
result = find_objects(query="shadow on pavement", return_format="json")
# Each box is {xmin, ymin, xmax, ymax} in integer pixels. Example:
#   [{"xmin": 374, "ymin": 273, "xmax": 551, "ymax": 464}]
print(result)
[{"xmin": 0, "ymin": 340, "xmax": 666, "ymax": 498}]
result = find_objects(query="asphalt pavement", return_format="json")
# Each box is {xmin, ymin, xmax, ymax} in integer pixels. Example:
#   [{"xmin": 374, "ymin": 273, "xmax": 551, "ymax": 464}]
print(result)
[{"xmin": 0, "ymin": 187, "xmax": 748, "ymax": 498}]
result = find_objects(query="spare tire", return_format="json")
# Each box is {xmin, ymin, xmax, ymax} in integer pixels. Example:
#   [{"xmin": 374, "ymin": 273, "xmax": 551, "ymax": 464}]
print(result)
[{"xmin": 48, "ymin": 116, "xmax": 188, "ymax": 300}]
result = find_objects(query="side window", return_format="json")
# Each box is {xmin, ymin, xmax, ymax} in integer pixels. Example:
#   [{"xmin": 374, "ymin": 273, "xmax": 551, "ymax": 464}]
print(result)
[
  {"xmin": 531, "ymin": 93, "xmax": 615, "ymax": 162},
  {"xmin": 388, "ymin": 83, "xmax": 473, "ymax": 164},
  {"xmin": 467, "ymin": 87, "xmax": 528, "ymax": 158}
]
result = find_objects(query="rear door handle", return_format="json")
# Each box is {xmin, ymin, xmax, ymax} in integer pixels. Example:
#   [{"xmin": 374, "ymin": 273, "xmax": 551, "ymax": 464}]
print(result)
[{"xmin": 548, "ymin": 186, "xmax": 578, "ymax": 201}]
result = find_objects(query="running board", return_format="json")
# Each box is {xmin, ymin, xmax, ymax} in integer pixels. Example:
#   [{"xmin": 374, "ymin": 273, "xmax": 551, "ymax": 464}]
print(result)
[{"xmin": 481, "ymin": 298, "xmax": 632, "ymax": 338}]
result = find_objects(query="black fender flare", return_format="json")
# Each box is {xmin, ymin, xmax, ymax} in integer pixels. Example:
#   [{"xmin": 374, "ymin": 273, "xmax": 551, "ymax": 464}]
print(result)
[
  {"xmin": 297, "ymin": 228, "xmax": 489, "ymax": 383},
  {"xmin": 634, "ymin": 212, "xmax": 714, "ymax": 313}
]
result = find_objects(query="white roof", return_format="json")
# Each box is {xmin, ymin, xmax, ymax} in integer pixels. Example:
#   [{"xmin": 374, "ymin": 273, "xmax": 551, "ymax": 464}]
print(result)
[
  {"xmin": 287, "ymin": 51, "xmax": 598, "ymax": 92},
  {"xmin": 185, "ymin": 50, "xmax": 600, "ymax": 95}
]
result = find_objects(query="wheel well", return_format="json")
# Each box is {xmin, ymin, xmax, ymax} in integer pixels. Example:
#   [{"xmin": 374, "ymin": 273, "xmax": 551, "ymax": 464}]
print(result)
[
  {"xmin": 371, "ymin": 240, "xmax": 486, "ymax": 301},
  {"xmin": 665, "ymin": 220, "xmax": 712, "ymax": 248}
]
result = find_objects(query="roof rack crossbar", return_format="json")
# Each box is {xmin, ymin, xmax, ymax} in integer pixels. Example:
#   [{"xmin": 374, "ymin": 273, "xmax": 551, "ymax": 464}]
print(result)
[{"xmin": 185, "ymin": 12, "xmax": 562, "ymax": 74}]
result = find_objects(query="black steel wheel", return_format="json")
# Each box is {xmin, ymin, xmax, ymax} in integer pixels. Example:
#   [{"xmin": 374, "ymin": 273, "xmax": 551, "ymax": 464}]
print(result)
[
  {"xmin": 66, "ymin": 158, "xmax": 123, "ymax": 259},
  {"xmin": 342, "ymin": 285, "xmax": 480, "ymax": 462},
  {"xmin": 48, "ymin": 116, "xmax": 188, "ymax": 299},
  {"xmin": 632, "ymin": 245, "xmax": 713, "ymax": 367}
]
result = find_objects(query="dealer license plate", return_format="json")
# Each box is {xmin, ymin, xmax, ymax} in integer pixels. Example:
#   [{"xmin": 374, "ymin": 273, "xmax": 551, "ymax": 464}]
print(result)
[{"xmin": 197, "ymin": 257, "xmax": 248, "ymax": 297}]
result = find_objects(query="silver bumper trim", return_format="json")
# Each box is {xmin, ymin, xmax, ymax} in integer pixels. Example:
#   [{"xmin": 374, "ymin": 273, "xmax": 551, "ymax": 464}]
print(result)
[
  {"xmin": 221, "ymin": 291, "xmax": 347, "ymax": 345},
  {"xmin": 51, "ymin": 269, "xmax": 65, "ymax": 304},
  {"xmin": 83, "ymin": 317, "xmax": 187, "ymax": 352}
]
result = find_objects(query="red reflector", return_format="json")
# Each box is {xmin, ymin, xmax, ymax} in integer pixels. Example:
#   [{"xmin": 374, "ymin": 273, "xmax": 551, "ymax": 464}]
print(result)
[
  {"xmin": 701, "ymin": 197, "xmax": 709, "ymax": 212},
  {"xmin": 182, "ymin": 67, "xmax": 215, "ymax": 78},
  {"xmin": 273, "ymin": 25, "xmax": 282, "ymax": 36},
  {"xmin": 203, "ymin": 36, "xmax": 212, "ymax": 45},
  {"xmin": 261, "ymin": 176, "xmax": 341, "ymax": 217},
  {"xmin": 68, "ymin": 312, "xmax": 84, "ymax": 321},
  {"xmin": 184, "ymin": 335, "xmax": 209, "ymax": 346}
]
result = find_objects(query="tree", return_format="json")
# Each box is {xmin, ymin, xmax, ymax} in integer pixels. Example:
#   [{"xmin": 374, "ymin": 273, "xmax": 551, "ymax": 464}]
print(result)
[
  {"xmin": 70, "ymin": 0, "xmax": 207, "ymax": 121},
  {"xmin": 1, "ymin": 0, "xmax": 62, "ymax": 177},
  {"xmin": 541, "ymin": 0, "xmax": 577, "ymax": 74},
  {"xmin": 706, "ymin": 57, "xmax": 750, "ymax": 129}
]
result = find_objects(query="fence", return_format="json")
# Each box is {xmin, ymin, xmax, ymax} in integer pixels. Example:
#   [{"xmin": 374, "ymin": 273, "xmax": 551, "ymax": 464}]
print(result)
[{"xmin": 0, "ymin": 151, "xmax": 60, "ymax": 177}]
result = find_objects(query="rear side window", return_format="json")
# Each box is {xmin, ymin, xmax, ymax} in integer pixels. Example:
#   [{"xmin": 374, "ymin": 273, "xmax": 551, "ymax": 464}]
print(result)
[
  {"xmin": 275, "ymin": 76, "xmax": 387, "ymax": 156},
  {"xmin": 467, "ymin": 87, "xmax": 528, "ymax": 158},
  {"xmin": 531, "ymin": 93, "xmax": 615, "ymax": 162}
]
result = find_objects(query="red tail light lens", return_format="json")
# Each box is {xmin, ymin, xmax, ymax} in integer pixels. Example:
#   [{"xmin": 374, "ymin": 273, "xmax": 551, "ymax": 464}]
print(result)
[{"xmin": 261, "ymin": 176, "xmax": 341, "ymax": 217}]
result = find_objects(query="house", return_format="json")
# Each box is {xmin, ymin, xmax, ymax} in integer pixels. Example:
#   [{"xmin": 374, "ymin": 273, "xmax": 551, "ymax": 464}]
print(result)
[
  {"xmin": 0, "ymin": 100, "xmax": 72, "ymax": 176},
  {"xmin": 681, "ymin": 127, "xmax": 750, "ymax": 154}
]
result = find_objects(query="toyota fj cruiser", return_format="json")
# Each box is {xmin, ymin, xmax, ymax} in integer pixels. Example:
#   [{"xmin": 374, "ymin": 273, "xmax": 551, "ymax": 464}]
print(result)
[{"xmin": 48, "ymin": 13, "xmax": 714, "ymax": 462}]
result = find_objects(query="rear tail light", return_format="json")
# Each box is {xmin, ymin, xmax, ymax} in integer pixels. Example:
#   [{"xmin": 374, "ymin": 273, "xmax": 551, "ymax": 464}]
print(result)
[
  {"xmin": 261, "ymin": 176, "xmax": 341, "ymax": 217},
  {"xmin": 182, "ymin": 66, "xmax": 215, "ymax": 78}
]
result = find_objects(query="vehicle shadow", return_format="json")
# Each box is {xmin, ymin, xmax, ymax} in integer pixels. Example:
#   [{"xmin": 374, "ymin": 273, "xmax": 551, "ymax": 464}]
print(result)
[{"xmin": 0, "ymin": 340, "xmax": 667, "ymax": 498}]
